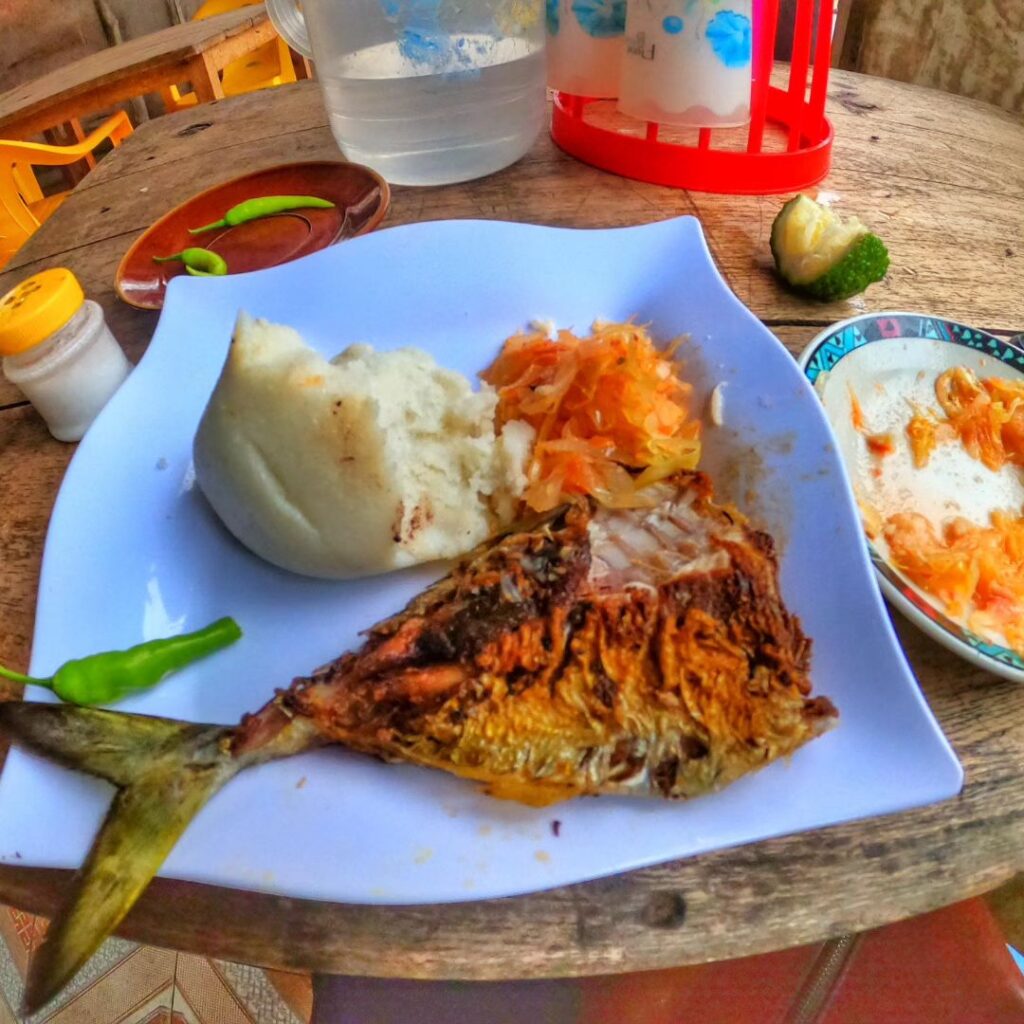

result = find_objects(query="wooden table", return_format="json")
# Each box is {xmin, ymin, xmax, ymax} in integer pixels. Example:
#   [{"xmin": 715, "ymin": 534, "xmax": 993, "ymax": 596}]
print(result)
[
  {"xmin": 0, "ymin": 5, "xmax": 276, "ymax": 140},
  {"xmin": 1, "ymin": 73, "xmax": 1023, "ymax": 982}
]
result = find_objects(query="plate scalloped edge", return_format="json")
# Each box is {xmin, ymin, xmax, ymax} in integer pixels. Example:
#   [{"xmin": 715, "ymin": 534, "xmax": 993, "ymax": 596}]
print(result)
[{"xmin": 0, "ymin": 220, "xmax": 964, "ymax": 905}]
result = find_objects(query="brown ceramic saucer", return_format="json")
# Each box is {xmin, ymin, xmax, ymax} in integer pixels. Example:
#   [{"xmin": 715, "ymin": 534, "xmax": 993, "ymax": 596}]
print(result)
[{"xmin": 115, "ymin": 160, "xmax": 391, "ymax": 310}]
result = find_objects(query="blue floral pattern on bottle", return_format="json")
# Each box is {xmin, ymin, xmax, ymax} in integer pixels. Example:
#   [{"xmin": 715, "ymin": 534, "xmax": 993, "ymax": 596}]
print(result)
[
  {"xmin": 399, "ymin": 29, "xmax": 446, "ymax": 63},
  {"xmin": 571, "ymin": 0, "xmax": 626, "ymax": 38},
  {"xmin": 662, "ymin": 15, "xmax": 684, "ymax": 34},
  {"xmin": 705, "ymin": 9, "xmax": 752, "ymax": 68},
  {"xmin": 547, "ymin": 0, "xmax": 560, "ymax": 34},
  {"xmin": 377, "ymin": 0, "xmax": 455, "ymax": 68}
]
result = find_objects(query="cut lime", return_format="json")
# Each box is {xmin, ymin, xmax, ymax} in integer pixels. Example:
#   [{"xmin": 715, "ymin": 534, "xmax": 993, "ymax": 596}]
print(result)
[{"xmin": 771, "ymin": 194, "xmax": 889, "ymax": 302}]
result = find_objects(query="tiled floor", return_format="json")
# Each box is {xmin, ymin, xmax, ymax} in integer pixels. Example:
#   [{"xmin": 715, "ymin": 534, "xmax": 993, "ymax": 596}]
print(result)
[{"xmin": 0, "ymin": 905, "xmax": 312, "ymax": 1024}]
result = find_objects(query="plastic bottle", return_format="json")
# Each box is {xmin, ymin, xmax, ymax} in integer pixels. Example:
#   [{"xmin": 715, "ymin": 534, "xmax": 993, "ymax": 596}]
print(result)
[{"xmin": 266, "ymin": 0, "xmax": 547, "ymax": 186}]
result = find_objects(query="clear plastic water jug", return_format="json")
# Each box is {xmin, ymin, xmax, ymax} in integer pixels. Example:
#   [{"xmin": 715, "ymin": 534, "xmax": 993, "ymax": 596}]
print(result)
[{"xmin": 267, "ymin": 0, "xmax": 547, "ymax": 186}]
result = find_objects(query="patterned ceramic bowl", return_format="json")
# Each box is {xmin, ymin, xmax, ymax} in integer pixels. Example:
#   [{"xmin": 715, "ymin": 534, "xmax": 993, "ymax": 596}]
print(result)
[{"xmin": 800, "ymin": 312, "xmax": 1024, "ymax": 683}]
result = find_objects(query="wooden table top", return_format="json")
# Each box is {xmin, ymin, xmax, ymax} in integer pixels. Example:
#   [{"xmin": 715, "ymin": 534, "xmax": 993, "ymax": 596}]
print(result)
[
  {"xmin": 1, "ymin": 72, "xmax": 1023, "ymax": 981},
  {"xmin": 0, "ymin": 5, "xmax": 273, "ymax": 138}
]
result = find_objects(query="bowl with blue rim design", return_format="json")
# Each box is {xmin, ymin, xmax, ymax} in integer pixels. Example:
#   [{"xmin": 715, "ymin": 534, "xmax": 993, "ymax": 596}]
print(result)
[{"xmin": 799, "ymin": 311, "xmax": 1024, "ymax": 683}]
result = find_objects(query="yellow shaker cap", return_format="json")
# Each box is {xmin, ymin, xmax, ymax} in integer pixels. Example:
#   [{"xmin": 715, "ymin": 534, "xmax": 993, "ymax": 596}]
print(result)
[{"xmin": 0, "ymin": 268, "xmax": 85, "ymax": 357}]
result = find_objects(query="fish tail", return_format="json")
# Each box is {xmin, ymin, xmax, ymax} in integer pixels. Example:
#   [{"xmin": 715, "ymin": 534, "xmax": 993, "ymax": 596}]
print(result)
[{"xmin": 0, "ymin": 701, "xmax": 238, "ymax": 1013}]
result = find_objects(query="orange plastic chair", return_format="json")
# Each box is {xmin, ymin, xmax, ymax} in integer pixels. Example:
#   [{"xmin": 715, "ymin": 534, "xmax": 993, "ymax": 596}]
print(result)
[
  {"xmin": 163, "ymin": 0, "xmax": 297, "ymax": 112},
  {"xmin": 0, "ymin": 111, "xmax": 133, "ymax": 269}
]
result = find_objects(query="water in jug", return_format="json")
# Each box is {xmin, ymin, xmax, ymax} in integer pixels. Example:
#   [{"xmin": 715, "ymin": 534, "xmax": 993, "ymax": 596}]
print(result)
[{"xmin": 268, "ymin": 0, "xmax": 547, "ymax": 186}]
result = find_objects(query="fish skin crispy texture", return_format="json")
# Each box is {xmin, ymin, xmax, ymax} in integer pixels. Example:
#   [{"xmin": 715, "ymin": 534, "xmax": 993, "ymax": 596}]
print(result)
[
  {"xmin": 0, "ymin": 472, "xmax": 836, "ymax": 1011},
  {"xmin": 249, "ymin": 471, "xmax": 835, "ymax": 805}
]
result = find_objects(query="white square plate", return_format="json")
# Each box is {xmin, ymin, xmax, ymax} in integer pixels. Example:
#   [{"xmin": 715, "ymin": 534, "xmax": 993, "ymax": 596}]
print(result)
[{"xmin": 0, "ymin": 217, "xmax": 962, "ymax": 903}]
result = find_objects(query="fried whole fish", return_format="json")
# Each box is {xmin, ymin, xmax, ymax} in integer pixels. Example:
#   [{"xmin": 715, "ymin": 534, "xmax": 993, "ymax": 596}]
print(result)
[{"xmin": 0, "ymin": 473, "xmax": 836, "ymax": 1010}]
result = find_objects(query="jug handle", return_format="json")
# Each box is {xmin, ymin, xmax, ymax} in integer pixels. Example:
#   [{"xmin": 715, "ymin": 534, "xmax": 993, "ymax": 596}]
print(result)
[{"xmin": 266, "ymin": 0, "xmax": 312, "ymax": 58}]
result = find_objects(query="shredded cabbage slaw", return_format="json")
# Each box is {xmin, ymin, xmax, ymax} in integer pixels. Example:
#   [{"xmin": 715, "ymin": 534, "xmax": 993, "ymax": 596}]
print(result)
[
  {"xmin": 483, "ymin": 322, "xmax": 702, "ymax": 512},
  {"xmin": 906, "ymin": 367, "xmax": 1024, "ymax": 471},
  {"xmin": 886, "ymin": 510, "xmax": 1024, "ymax": 654},
  {"xmin": 886, "ymin": 367, "xmax": 1024, "ymax": 654}
]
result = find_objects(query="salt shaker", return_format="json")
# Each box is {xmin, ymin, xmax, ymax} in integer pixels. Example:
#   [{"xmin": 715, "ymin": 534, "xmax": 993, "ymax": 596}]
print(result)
[{"xmin": 0, "ymin": 268, "xmax": 131, "ymax": 442}]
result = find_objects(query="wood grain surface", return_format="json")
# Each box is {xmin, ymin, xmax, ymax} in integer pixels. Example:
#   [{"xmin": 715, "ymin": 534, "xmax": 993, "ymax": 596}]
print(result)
[
  {"xmin": 0, "ymin": 5, "xmax": 272, "ymax": 139},
  {"xmin": 835, "ymin": 0, "xmax": 1024, "ymax": 114},
  {"xmin": 1, "ymin": 70, "xmax": 1023, "ymax": 979}
]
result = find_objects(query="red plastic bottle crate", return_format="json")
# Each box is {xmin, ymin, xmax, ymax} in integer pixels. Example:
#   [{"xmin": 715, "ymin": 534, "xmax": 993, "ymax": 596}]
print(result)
[{"xmin": 550, "ymin": 0, "xmax": 835, "ymax": 194}]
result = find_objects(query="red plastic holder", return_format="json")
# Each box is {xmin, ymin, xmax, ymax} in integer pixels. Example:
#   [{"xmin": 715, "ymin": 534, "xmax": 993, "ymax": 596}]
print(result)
[{"xmin": 550, "ymin": 0, "xmax": 835, "ymax": 195}]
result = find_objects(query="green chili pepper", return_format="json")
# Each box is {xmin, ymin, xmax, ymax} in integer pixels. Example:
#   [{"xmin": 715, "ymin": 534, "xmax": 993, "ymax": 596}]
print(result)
[
  {"xmin": 153, "ymin": 247, "xmax": 228, "ymax": 277},
  {"xmin": 188, "ymin": 195, "xmax": 336, "ymax": 235},
  {"xmin": 0, "ymin": 617, "xmax": 242, "ymax": 706}
]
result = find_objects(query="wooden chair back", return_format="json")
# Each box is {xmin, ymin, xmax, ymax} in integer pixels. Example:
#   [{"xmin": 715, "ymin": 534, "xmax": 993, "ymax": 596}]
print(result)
[{"xmin": 834, "ymin": 0, "xmax": 1024, "ymax": 114}]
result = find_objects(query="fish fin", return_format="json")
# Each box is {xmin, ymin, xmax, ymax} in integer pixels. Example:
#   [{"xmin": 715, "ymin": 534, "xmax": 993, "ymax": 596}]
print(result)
[
  {"xmin": 0, "ymin": 701, "xmax": 218, "ymax": 786},
  {"xmin": 421, "ymin": 757, "xmax": 578, "ymax": 807},
  {"xmin": 0, "ymin": 702, "xmax": 237, "ymax": 1013},
  {"xmin": 483, "ymin": 776, "xmax": 576, "ymax": 807}
]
